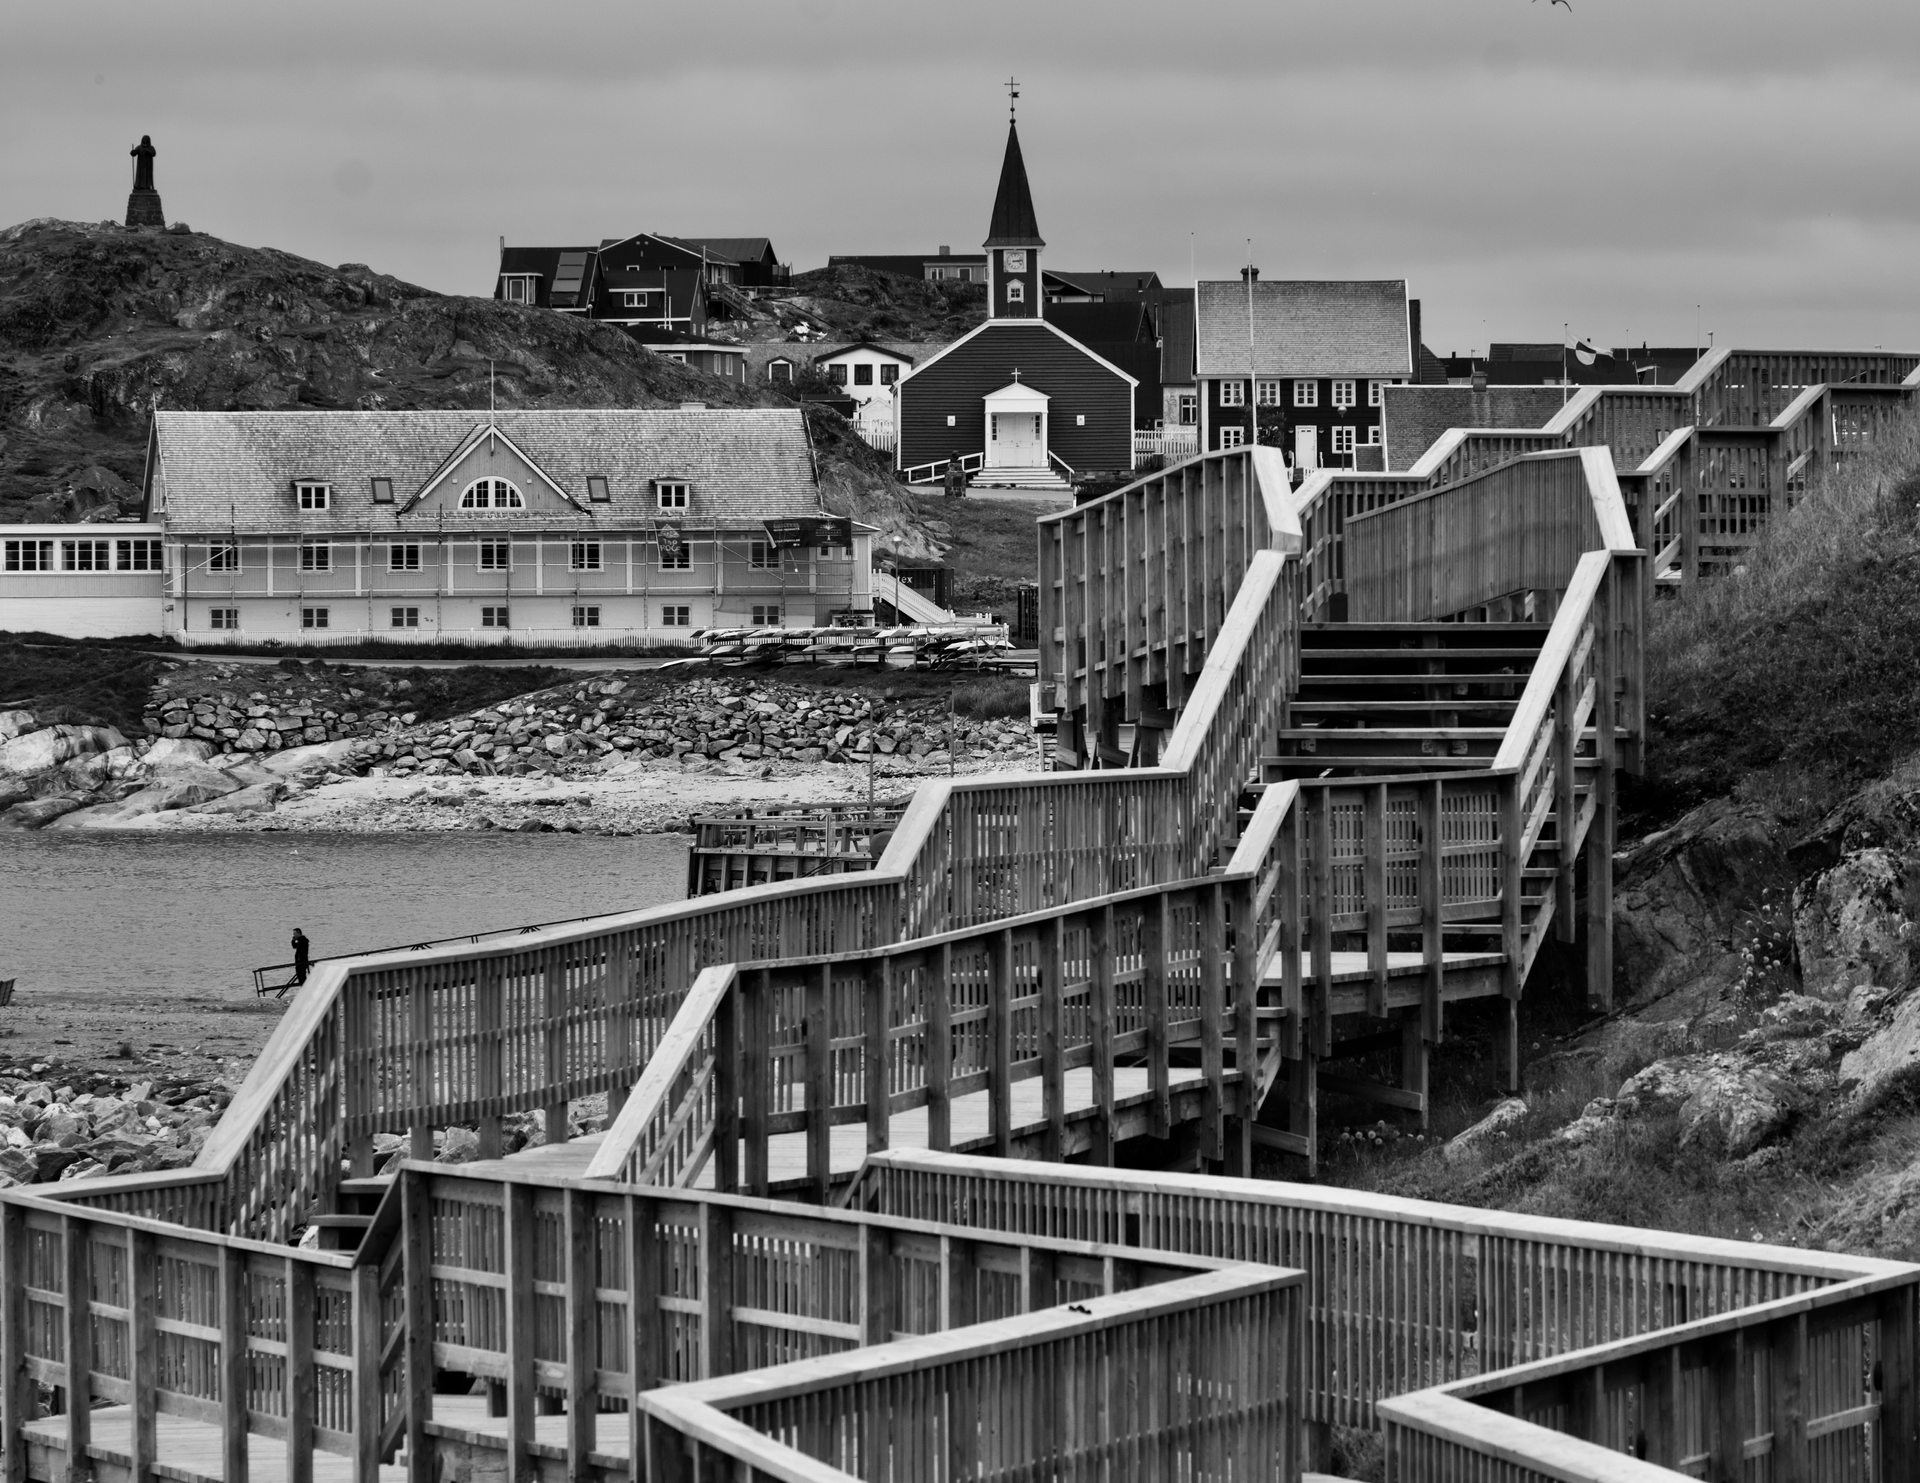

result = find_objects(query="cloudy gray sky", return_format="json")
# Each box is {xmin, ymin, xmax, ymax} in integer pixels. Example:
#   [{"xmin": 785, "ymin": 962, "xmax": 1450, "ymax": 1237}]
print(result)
[{"xmin": 6, "ymin": 0, "xmax": 1917, "ymax": 353}]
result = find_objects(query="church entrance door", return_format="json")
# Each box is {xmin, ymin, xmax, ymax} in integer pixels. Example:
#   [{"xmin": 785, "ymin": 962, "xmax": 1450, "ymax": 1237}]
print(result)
[{"xmin": 983, "ymin": 382, "xmax": 1050, "ymax": 469}]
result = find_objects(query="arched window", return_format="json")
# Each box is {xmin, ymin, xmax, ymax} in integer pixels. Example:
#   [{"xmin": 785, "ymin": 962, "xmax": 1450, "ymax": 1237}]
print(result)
[
  {"xmin": 1006, "ymin": 280, "xmax": 1025, "ymax": 304},
  {"xmin": 460, "ymin": 478, "xmax": 524, "ymax": 509}
]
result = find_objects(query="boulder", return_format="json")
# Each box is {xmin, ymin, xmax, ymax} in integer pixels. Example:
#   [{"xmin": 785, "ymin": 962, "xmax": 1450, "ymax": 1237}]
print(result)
[
  {"xmin": 1794, "ymin": 847, "xmax": 1917, "ymax": 999},
  {"xmin": 0, "ymin": 725, "xmax": 126, "ymax": 777},
  {"xmin": 1677, "ymin": 1063, "xmax": 1805, "ymax": 1156},
  {"xmin": 0, "ymin": 711, "xmax": 38, "ymax": 741},
  {"xmin": 140, "ymin": 736, "xmax": 218, "ymax": 768},
  {"xmin": 1838, "ymin": 990, "xmax": 1920, "ymax": 1099},
  {"xmin": 0, "ymin": 796, "xmax": 86, "ymax": 830},
  {"xmin": 51, "ymin": 769, "xmax": 241, "ymax": 826},
  {"xmin": 1442, "ymin": 1097, "xmax": 1529, "ymax": 1163},
  {"xmin": 0, "ymin": 1148, "xmax": 37, "ymax": 1186},
  {"xmin": 184, "ymin": 780, "xmax": 286, "ymax": 817},
  {"xmin": 259, "ymin": 740, "xmax": 358, "ymax": 775}
]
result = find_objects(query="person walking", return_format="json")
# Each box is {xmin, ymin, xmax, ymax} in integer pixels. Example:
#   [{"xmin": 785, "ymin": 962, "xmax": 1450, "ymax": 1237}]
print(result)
[
  {"xmin": 291, "ymin": 928, "xmax": 312, "ymax": 987},
  {"xmin": 944, "ymin": 449, "xmax": 967, "ymax": 499}
]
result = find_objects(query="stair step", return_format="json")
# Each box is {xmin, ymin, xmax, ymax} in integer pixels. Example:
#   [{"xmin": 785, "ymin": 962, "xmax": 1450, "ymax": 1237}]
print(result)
[
  {"xmin": 1288, "ymin": 700, "xmax": 1521, "ymax": 714},
  {"xmin": 1302, "ymin": 622, "xmax": 1552, "ymax": 636},
  {"xmin": 1292, "ymin": 675, "xmax": 1533, "ymax": 687},
  {"xmin": 1262, "ymin": 757, "xmax": 1495, "ymax": 774},
  {"xmin": 1298, "ymin": 648, "xmax": 1545, "ymax": 662},
  {"xmin": 308, "ymin": 1214, "xmax": 373, "ymax": 1230},
  {"xmin": 1276, "ymin": 728, "xmax": 1509, "ymax": 742}
]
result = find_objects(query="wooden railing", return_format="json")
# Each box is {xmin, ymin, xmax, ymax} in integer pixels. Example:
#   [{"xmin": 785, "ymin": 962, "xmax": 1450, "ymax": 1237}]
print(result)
[
  {"xmin": 0, "ymin": 1184, "xmax": 404, "ymax": 1483},
  {"xmin": 850, "ymin": 1149, "xmax": 1917, "ymax": 1466},
  {"xmin": 638, "ymin": 1266, "xmax": 1302, "ymax": 1483},
  {"xmin": 401, "ymin": 1161, "xmax": 1288, "ymax": 1481},
  {"xmin": 687, "ymin": 803, "xmax": 908, "ymax": 896}
]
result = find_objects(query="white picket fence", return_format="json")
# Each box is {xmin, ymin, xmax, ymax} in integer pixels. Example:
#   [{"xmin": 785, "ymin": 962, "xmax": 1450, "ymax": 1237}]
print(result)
[
  {"xmin": 1133, "ymin": 428, "xmax": 1199, "ymax": 464},
  {"xmin": 856, "ymin": 421, "xmax": 897, "ymax": 455}
]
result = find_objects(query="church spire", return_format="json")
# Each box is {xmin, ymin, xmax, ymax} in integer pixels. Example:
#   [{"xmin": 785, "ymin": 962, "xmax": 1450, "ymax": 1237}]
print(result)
[{"xmin": 983, "ymin": 121, "xmax": 1044, "ymax": 250}]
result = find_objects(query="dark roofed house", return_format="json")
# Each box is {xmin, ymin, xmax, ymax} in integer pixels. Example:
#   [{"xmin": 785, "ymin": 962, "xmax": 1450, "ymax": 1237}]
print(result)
[
  {"xmin": 826, "ymin": 248, "xmax": 989, "ymax": 284},
  {"xmin": 1043, "ymin": 270, "xmax": 1165, "ymax": 304},
  {"xmin": 495, "ymin": 245, "xmax": 598, "ymax": 313},
  {"xmin": 135, "ymin": 408, "xmax": 872, "ymax": 645},
  {"xmin": 1193, "ymin": 274, "xmax": 1412, "ymax": 473}
]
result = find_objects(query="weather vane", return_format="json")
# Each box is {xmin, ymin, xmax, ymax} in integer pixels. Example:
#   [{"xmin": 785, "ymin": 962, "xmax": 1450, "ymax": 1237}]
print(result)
[{"xmin": 1005, "ymin": 76, "xmax": 1019, "ymax": 122}]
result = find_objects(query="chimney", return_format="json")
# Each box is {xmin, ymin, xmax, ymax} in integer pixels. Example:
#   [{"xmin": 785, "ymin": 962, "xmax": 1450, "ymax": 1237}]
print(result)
[
  {"xmin": 1239, "ymin": 265, "xmax": 1260, "ymax": 283},
  {"xmin": 938, "ymin": 245, "xmax": 950, "ymax": 257},
  {"xmin": 1470, "ymin": 368, "xmax": 1487, "ymax": 392},
  {"xmin": 1408, "ymin": 298, "xmax": 1423, "ymax": 381}
]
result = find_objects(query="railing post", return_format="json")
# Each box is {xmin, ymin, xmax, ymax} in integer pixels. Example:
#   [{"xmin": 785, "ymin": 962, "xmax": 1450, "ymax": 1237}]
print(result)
[
  {"xmin": 1365, "ymin": 783, "xmax": 1388, "ymax": 1017},
  {"xmin": 1589, "ymin": 567, "xmax": 1617, "ymax": 1011},
  {"xmin": 1643, "ymin": 1342, "xmax": 1681, "ymax": 1468},
  {"xmin": 806, "ymin": 962, "xmax": 833, "ymax": 1202},
  {"xmin": 1144, "ymin": 894, "xmax": 1171, "ymax": 1139},
  {"xmin": 742, "ymin": 970, "xmax": 770, "ymax": 1196},
  {"xmin": 127, "ymin": 1228, "xmax": 157, "ymax": 1482},
  {"xmin": 1554, "ymin": 649, "xmax": 1578, "ymax": 945},
  {"xmin": 1419, "ymin": 779, "xmax": 1444, "ymax": 1044},
  {"xmin": 1498, "ymin": 774, "xmax": 1523, "ymax": 1093},
  {"xmin": 351, "ymin": 1259, "xmax": 382, "ymax": 1483},
  {"xmin": 0, "ymin": 1204, "xmax": 28, "ymax": 1483},
  {"xmin": 1201, "ymin": 884, "xmax": 1227, "ymax": 1166},
  {"xmin": 1708, "ymin": 1330, "xmax": 1746, "ymax": 1483},
  {"xmin": 989, "ymin": 930, "xmax": 1014, "ymax": 1158},
  {"xmin": 1229, "ymin": 878, "xmax": 1258, "ymax": 1177},
  {"xmin": 474, "ymin": 956, "xmax": 503, "ymax": 1159},
  {"xmin": 409, "ymin": 965, "xmax": 433, "ymax": 1162},
  {"xmin": 1767, "ymin": 1312, "xmax": 1807, "ymax": 1482},
  {"xmin": 863, "ymin": 956, "xmax": 891, "ymax": 1158},
  {"xmin": 697, "ymin": 1203, "xmax": 733, "ymax": 1380},
  {"xmin": 625, "ymin": 1193, "xmax": 660, "ymax": 1467},
  {"xmin": 60, "ymin": 1214, "xmax": 92, "ymax": 1478},
  {"xmin": 501, "ymin": 1178, "xmax": 536, "ymax": 1482},
  {"xmin": 712, "ymin": 975, "xmax": 739, "ymax": 1193},
  {"xmin": 285, "ymin": 1255, "xmax": 315, "ymax": 1483},
  {"xmin": 1883, "ymin": 1284, "xmax": 1919, "ymax": 1472},
  {"xmin": 563, "ymin": 1188, "xmax": 596, "ymax": 1477},
  {"xmin": 1041, "ymin": 916, "xmax": 1066, "ymax": 1162},
  {"xmin": 1310, "ymin": 787, "xmax": 1334, "ymax": 1059},
  {"xmin": 860, "ymin": 1223, "xmax": 893, "ymax": 1346},
  {"xmin": 1089, "ymin": 907, "xmax": 1116, "ymax": 1165},
  {"xmin": 219, "ymin": 1246, "xmax": 250, "ymax": 1483},
  {"xmin": 942, "ymin": 1238, "xmax": 981, "ymax": 1479},
  {"xmin": 928, "ymin": 943, "xmax": 953, "ymax": 1154},
  {"xmin": 542, "ymin": 948, "xmax": 570, "ymax": 1148}
]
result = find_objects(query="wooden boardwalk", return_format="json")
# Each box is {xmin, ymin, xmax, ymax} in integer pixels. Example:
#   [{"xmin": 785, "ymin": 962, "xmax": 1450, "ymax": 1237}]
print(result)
[{"xmin": 20, "ymin": 1411, "xmax": 407, "ymax": 1483}]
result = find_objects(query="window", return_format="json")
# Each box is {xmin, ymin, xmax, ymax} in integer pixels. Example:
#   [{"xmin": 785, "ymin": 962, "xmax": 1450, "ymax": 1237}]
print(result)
[
  {"xmin": 460, "ymin": 478, "xmax": 523, "ymax": 510},
  {"xmin": 299, "ymin": 540, "xmax": 331, "ymax": 572},
  {"xmin": 389, "ymin": 543, "xmax": 421, "ymax": 572},
  {"xmin": 572, "ymin": 606, "xmax": 601, "ymax": 628},
  {"xmin": 61, "ymin": 540, "xmax": 111, "ymax": 571},
  {"xmin": 569, "ymin": 539, "xmax": 602, "ymax": 572},
  {"xmin": 748, "ymin": 541, "xmax": 778, "ymax": 571},
  {"xmin": 664, "ymin": 353, "xmax": 686, "ymax": 365},
  {"xmin": 1075, "ymin": 414, "xmax": 1086, "ymax": 426},
  {"xmin": 769, "ymin": 360, "xmax": 793, "ymax": 383},
  {"xmin": 1332, "ymin": 380, "xmax": 1357, "ymax": 410},
  {"xmin": 826, "ymin": 364, "xmax": 848, "ymax": 385},
  {"xmin": 879, "ymin": 364, "xmax": 899, "ymax": 386},
  {"xmin": 1255, "ymin": 379, "xmax": 1282, "ymax": 407},
  {"xmin": 852, "ymin": 363, "xmax": 873, "ymax": 386},
  {"xmin": 752, "ymin": 605, "xmax": 782, "ymax": 627},
  {"xmin": 4, "ymin": 539, "xmax": 52, "ymax": 571},
  {"xmin": 301, "ymin": 607, "xmax": 329, "ymax": 630},
  {"xmin": 1219, "ymin": 427, "xmax": 1245, "ymax": 450},
  {"xmin": 1332, "ymin": 426, "xmax": 1357, "ymax": 457},
  {"xmin": 656, "ymin": 481, "xmax": 689, "ymax": 510},
  {"xmin": 502, "ymin": 277, "xmax": 534, "ymax": 304},
  {"xmin": 1293, "ymin": 381, "xmax": 1318, "ymax": 408},
  {"xmin": 1006, "ymin": 280, "xmax": 1025, "ymax": 304},
  {"xmin": 481, "ymin": 606, "xmax": 510, "ymax": 628},
  {"xmin": 209, "ymin": 607, "xmax": 239, "ymax": 630},
  {"xmin": 586, "ymin": 476, "xmax": 610, "ymax": 503},
  {"xmin": 1364, "ymin": 425, "xmax": 1383, "ymax": 445},
  {"xmin": 622, "ymin": 291, "xmax": 649, "ymax": 309},
  {"xmin": 658, "ymin": 543, "xmax": 691, "ymax": 571},
  {"xmin": 1004, "ymin": 250, "xmax": 1026, "ymax": 272},
  {"xmin": 209, "ymin": 543, "xmax": 240, "ymax": 573},
  {"xmin": 817, "ymin": 541, "xmax": 849, "ymax": 561},
  {"xmin": 295, "ymin": 481, "xmax": 330, "ymax": 510},
  {"xmin": 1368, "ymin": 380, "xmax": 1385, "ymax": 408},
  {"xmin": 116, "ymin": 538, "xmax": 161, "ymax": 571},
  {"xmin": 391, "ymin": 606, "xmax": 420, "ymax": 629},
  {"xmin": 946, "ymin": 415, "xmax": 956, "ymax": 427},
  {"xmin": 1177, "ymin": 393, "xmax": 1197, "ymax": 425},
  {"xmin": 661, "ymin": 604, "xmax": 692, "ymax": 627},
  {"xmin": 371, "ymin": 477, "xmax": 394, "ymax": 504},
  {"xmin": 1218, "ymin": 380, "xmax": 1245, "ymax": 408},
  {"xmin": 478, "ymin": 538, "xmax": 510, "ymax": 571}
]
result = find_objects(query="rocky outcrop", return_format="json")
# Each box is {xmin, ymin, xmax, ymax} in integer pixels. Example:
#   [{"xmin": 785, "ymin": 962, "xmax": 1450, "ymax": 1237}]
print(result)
[{"xmin": 0, "ymin": 1069, "xmax": 230, "ymax": 1188}]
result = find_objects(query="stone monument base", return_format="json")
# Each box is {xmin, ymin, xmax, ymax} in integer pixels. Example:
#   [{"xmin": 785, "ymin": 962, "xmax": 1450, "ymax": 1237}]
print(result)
[{"xmin": 125, "ymin": 189, "xmax": 166, "ymax": 228}]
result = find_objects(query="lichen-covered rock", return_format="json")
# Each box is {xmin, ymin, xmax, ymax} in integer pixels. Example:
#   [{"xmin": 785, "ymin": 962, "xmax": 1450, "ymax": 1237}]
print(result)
[
  {"xmin": 1676, "ymin": 1061, "xmax": 1806, "ymax": 1157},
  {"xmin": 1442, "ymin": 1097, "xmax": 1529, "ymax": 1164},
  {"xmin": 1795, "ymin": 847, "xmax": 1918, "ymax": 999}
]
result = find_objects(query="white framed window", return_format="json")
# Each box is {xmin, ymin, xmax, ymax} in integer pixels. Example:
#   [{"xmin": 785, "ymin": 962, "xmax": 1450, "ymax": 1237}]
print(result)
[
  {"xmin": 769, "ymin": 360, "xmax": 793, "ymax": 383},
  {"xmin": 569, "ymin": 539, "xmax": 602, "ymax": 572},
  {"xmin": 662, "ymin": 604, "xmax": 692, "ymax": 627},
  {"xmin": 1255, "ymin": 380, "xmax": 1282, "ymax": 407},
  {"xmin": 622, "ymin": 291, "xmax": 649, "ymax": 309},
  {"xmin": 502, "ymin": 276, "xmax": 535, "ymax": 304},
  {"xmin": 1331, "ymin": 426, "xmax": 1357, "ymax": 456},
  {"xmin": 391, "ymin": 606, "xmax": 420, "ymax": 629},
  {"xmin": 1368, "ymin": 380, "xmax": 1385, "ymax": 408},
  {"xmin": 752, "ymin": 604, "xmax": 782, "ymax": 627},
  {"xmin": 586, "ymin": 476, "xmax": 610, "ymax": 503},
  {"xmin": 301, "ymin": 607, "xmax": 329, "ymax": 630},
  {"xmin": 208, "ymin": 543, "xmax": 240, "ymax": 573},
  {"xmin": 1219, "ymin": 427, "xmax": 1246, "ymax": 450},
  {"xmin": 826, "ymin": 364, "xmax": 848, "ymax": 385},
  {"xmin": 656, "ymin": 481, "xmax": 689, "ymax": 511},
  {"xmin": 295, "ymin": 481, "xmax": 330, "ymax": 510},
  {"xmin": 1218, "ymin": 380, "xmax": 1245, "ymax": 408},
  {"xmin": 1177, "ymin": 394, "xmax": 1197, "ymax": 425},
  {"xmin": 1004, "ymin": 250, "xmax": 1026, "ymax": 272},
  {"xmin": 879, "ymin": 364, "xmax": 899, "ymax": 385},
  {"xmin": 478, "ymin": 538, "xmax": 510, "ymax": 571},
  {"xmin": 853, "ymin": 364, "xmax": 874, "ymax": 386},
  {"xmin": 61, "ymin": 539, "xmax": 111, "ymax": 571},
  {"xmin": 1364, "ymin": 425, "xmax": 1383, "ymax": 445},
  {"xmin": 1006, "ymin": 280, "xmax": 1025, "ymax": 304},
  {"xmin": 817, "ymin": 542, "xmax": 849, "ymax": 561},
  {"xmin": 1332, "ymin": 380, "xmax": 1357, "ymax": 410},
  {"xmin": 116, "ymin": 538, "xmax": 161, "ymax": 571},
  {"xmin": 209, "ymin": 607, "xmax": 239, "ymax": 631},
  {"xmin": 1293, "ymin": 381, "xmax": 1318, "ymax": 408},
  {"xmin": 748, "ymin": 541, "xmax": 779, "ymax": 571},
  {"xmin": 664, "ymin": 353, "xmax": 686, "ymax": 365},
  {"xmin": 481, "ymin": 606, "xmax": 510, "ymax": 628},
  {"xmin": 572, "ymin": 605, "xmax": 601, "ymax": 628},
  {"xmin": 299, "ymin": 541, "xmax": 331, "ymax": 572},
  {"xmin": 659, "ymin": 544, "xmax": 691, "ymax": 571},
  {"xmin": 389, "ymin": 543, "xmax": 422, "ymax": 572},
  {"xmin": 460, "ymin": 478, "xmax": 523, "ymax": 510}
]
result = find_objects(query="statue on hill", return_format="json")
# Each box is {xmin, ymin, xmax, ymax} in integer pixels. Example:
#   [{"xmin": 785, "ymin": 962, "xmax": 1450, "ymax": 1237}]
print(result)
[{"xmin": 126, "ymin": 135, "xmax": 165, "ymax": 228}]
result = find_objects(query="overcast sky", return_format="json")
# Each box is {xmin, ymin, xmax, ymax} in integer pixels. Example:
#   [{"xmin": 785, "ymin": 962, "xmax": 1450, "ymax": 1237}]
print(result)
[{"xmin": 6, "ymin": 0, "xmax": 1917, "ymax": 354}]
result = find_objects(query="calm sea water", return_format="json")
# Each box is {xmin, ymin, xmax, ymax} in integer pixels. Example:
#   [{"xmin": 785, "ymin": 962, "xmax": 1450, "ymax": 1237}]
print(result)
[{"xmin": 0, "ymin": 832, "xmax": 691, "ymax": 999}]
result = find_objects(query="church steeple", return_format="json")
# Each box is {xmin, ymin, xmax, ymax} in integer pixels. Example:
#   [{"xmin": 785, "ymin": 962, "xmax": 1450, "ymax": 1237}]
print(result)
[{"xmin": 984, "ymin": 120, "xmax": 1045, "ymax": 320}]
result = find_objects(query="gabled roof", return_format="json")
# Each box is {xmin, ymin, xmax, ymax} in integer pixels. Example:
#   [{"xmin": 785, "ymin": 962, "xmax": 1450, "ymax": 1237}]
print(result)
[
  {"xmin": 896, "ymin": 317, "xmax": 1138, "ymax": 390},
  {"xmin": 650, "ymin": 234, "xmax": 744, "ymax": 266},
  {"xmin": 1044, "ymin": 269, "xmax": 1163, "ymax": 298},
  {"xmin": 672, "ymin": 237, "xmax": 778, "ymax": 267},
  {"xmin": 1045, "ymin": 302, "xmax": 1156, "ymax": 347},
  {"xmin": 149, "ymin": 409, "xmax": 821, "ymax": 533},
  {"xmin": 1158, "ymin": 298, "xmax": 1196, "ymax": 385},
  {"xmin": 400, "ymin": 422, "xmax": 583, "ymax": 513},
  {"xmin": 983, "ymin": 123, "xmax": 1044, "ymax": 250},
  {"xmin": 1193, "ymin": 279, "xmax": 1411, "ymax": 378},
  {"xmin": 814, "ymin": 339, "xmax": 917, "ymax": 366}
]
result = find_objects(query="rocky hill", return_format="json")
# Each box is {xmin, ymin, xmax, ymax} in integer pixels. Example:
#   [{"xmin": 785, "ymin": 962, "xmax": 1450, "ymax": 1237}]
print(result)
[
  {"xmin": 0, "ymin": 218, "xmax": 858, "ymax": 521},
  {"xmin": 711, "ymin": 264, "xmax": 986, "ymax": 345}
]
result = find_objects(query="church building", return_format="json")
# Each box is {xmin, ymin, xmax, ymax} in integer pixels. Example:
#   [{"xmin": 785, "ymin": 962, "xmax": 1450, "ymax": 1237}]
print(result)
[{"xmin": 893, "ymin": 122, "xmax": 1136, "ymax": 487}]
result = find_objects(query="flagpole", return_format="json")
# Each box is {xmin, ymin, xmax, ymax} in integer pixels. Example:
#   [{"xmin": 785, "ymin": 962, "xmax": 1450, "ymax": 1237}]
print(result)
[
  {"xmin": 1245, "ymin": 239, "xmax": 1258, "ymax": 453},
  {"xmin": 1562, "ymin": 323, "xmax": 1568, "ymax": 407}
]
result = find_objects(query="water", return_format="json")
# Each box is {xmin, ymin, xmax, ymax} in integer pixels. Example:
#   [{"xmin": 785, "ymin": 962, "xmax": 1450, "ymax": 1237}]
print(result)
[{"xmin": 0, "ymin": 832, "xmax": 692, "ymax": 1000}]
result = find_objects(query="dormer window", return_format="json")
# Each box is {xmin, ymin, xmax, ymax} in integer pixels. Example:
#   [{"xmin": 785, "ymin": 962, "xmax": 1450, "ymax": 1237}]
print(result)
[
  {"xmin": 460, "ymin": 478, "xmax": 524, "ymax": 509},
  {"xmin": 586, "ymin": 476, "xmax": 610, "ymax": 503},
  {"xmin": 1006, "ymin": 280, "xmax": 1025, "ymax": 304},
  {"xmin": 622, "ymin": 292, "xmax": 650, "ymax": 309},
  {"xmin": 295, "ymin": 481, "xmax": 330, "ymax": 511},
  {"xmin": 656, "ymin": 481, "xmax": 690, "ymax": 511}
]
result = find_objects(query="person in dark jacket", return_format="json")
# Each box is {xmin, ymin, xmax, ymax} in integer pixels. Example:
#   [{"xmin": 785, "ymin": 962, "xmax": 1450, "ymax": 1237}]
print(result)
[
  {"xmin": 944, "ymin": 450, "xmax": 967, "ymax": 499},
  {"xmin": 291, "ymin": 929, "xmax": 312, "ymax": 986}
]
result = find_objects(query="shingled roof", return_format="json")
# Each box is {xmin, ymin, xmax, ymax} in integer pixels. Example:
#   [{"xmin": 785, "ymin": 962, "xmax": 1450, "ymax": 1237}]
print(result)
[
  {"xmin": 983, "ymin": 123, "xmax": 1044, "ymax": 250},
  {"xmin": 147, "ymin": 409, "xmax": 821, "ymax": 533},
  {"xmin": 1193, "ymin": 279, "xmax": 1411, "ymax": 379}
]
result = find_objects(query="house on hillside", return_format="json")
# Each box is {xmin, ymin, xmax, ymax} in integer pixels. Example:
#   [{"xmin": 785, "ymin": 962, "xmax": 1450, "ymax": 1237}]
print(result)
[
  {"xmin": 0, "ymin": 409, "xmax": 874, "ymax": 644},
  {"xmin": 1194, "ymin": 274, "xmax": 1413, "ymax": 472},
  {"xmin": 1043, "ymin": 269, "xmax": 1164, "ymax": 305},
  {"xmin": 635, "ymin": 341, "xmax": 749, "ymax": 387},
  {"xmin": 892, "ymin": 121, "xmax": 1136, "ymax": 488},
  {"xmin": 814, "ymin": 341, "xmax": 916, "ymax": 426},
  {"xmin": 491, "ymin": 232, "xmax": 788, "ymax": 339},
  {"xmin": 826, "ymin": 248, "xmax": 989, "ymax": 284}
]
